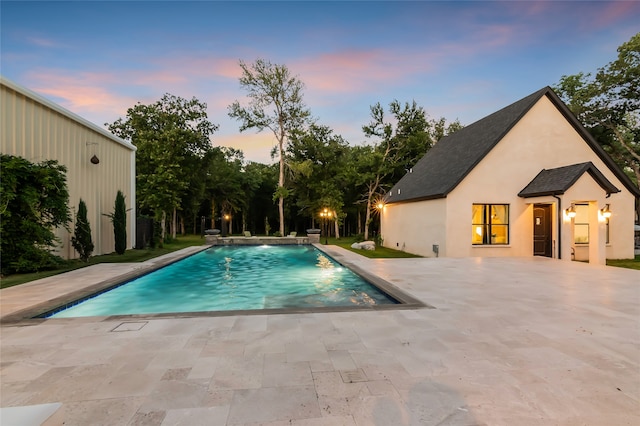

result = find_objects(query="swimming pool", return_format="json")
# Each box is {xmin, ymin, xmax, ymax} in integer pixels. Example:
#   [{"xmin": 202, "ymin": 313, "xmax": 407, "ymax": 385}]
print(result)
[{"xmin": 45, "ymin": 245, "xmax": 402, "ymax": 318}]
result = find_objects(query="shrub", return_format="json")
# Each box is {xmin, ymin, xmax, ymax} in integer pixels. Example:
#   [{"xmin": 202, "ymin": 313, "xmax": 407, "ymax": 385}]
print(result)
[
  {"xmin": 104, "ymin": 190, "xmax": 127, "ymax": 254},
  {"xmin": 0, "ymin": 155, "xmax": 71, "ymax": 274},
  {"xmin": 71, "ymin": 199, "xmax": 94, "ymax": 261}
]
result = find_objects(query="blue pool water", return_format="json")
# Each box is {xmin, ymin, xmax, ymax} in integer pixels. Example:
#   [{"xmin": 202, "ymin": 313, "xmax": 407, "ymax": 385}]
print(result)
[{"xmin": 47, "ymin": 245, "xmax": 398, "ymax": 318}]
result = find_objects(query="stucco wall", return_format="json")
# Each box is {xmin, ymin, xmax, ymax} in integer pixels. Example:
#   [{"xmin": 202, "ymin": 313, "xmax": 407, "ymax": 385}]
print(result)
[
  {"xmin": 380, "ymin": 197, "xmax": 446, "ymax": 257},
  {"xmin": 1, "ymin": 79, "xmax": 136, "ymax": 259},
  {"xmin": 446, "ymin": 96, "xmax": 635, "ymax": 260},
  {"xmin": 383, "ymin": 94, "xmax": 636, "ymax": 261}
]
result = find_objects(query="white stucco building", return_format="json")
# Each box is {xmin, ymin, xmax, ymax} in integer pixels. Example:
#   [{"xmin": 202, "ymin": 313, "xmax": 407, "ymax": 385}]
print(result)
[
  {"xmin": 1, "ymin": 76, "xmax": 136, "ymax": 259},
  {"xmin": 380, "ymin": 87, "xmax": 639, "ymax": 264}
]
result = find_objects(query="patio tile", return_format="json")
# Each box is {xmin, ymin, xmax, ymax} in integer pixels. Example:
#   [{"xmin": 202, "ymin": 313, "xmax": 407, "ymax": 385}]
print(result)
[
  {"xmin": 91, "ymin": 369, "xmax": 163, "ymax": 399},
  {"xmin": 1, "ymin": 252, "xmax": 638, "ymax": 425},
  {"xmin": 285, "ymin": 341, "xmax": 330, "ymax": 363},
  {"xmin": 226, "ymin": 386, "xmax": 320, "ymax": 424},
  {"xmin": 61, "ymin": 396, "xmax": 144, "ymax": 426},
  {"xmin": 262, "ymin": 353, "xmax": 313, "ymax": 387},
  {"xmin": 138, "ymin": 378, "xmax": 210, "ymax": 412},
  {"xmin": 161, "ymin": 406, "xmax": 229, "ymax": 425},
  {"xmin": 128, "ymin": 410, "xmax": 166, "ymax": 426},
  {"xmin": 209, "ymin": 355, "xmax": 264, "ymax": 390}
]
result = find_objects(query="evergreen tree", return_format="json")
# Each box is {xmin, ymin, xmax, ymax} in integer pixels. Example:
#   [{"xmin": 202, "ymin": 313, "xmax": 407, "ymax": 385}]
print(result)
[
  {"xmin": 71, "ymin": 199, "xmax": 94, "ymax": 261},
  {"xmin": 114, "ymin": 191, "xmax": 127, "ymax": 254},
  {"xmin": 104, "ymin": 191, "xmax": 127, "ymax": 254}
]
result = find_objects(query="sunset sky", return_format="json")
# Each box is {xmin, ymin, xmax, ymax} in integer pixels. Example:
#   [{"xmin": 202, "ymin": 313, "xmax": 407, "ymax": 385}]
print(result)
[{"xmin": 2, "ymin": 1, "xmax": 638, "ymax": 164}]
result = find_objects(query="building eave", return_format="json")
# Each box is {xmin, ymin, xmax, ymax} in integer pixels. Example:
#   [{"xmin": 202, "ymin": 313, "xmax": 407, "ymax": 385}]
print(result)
[{"xmin": 1, "ymin": 75, "xmax": 136, "ymax": 152}]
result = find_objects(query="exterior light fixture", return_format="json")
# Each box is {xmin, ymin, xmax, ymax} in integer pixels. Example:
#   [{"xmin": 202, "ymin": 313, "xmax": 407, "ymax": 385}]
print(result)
[
  {"xmin": 566, "ymin": 205, "xmax": 577, "ymax": 218},
  {"xmin": 87, "ymin": 141, "xmax": 99, "ymax": 165},
  {"xmin": 376, "ymin": 202, "xmax": 384, "ymax": 210},
  {"xmin": 319, "ymin": 208, "xmax": 333, "ymax": 244},
  {"xmin": 601, "ymin": 204, "xmax": 612, "ymax": 219},
  {"xmin": 222, "ymin": 214, "xmax": 231, "ymax": 237}
]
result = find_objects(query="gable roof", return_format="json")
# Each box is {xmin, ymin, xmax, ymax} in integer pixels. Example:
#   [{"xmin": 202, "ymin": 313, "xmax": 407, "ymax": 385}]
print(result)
[
  {"xmin": 518, "ymin": 162, "xmax": 620, "ymax": 198},
  {"xmin": 385, "ymin": 86, "xmax": 640, "ymax": 204}
]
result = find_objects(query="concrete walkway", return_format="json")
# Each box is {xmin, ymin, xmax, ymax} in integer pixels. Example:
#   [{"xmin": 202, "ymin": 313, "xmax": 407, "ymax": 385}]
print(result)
[{"xmin": 1, "ymin": 246, "xmax": 638, "ymax": 425}]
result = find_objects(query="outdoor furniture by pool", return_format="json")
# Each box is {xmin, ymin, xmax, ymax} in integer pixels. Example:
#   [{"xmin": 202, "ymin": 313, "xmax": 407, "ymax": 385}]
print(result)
[
  {"xmin": 244, "ymin": 231, "xmax": 252, "ymax": 237},
  {"xmin": 208, "ymin": 235, "xmax": 309, "ymax": 246}
]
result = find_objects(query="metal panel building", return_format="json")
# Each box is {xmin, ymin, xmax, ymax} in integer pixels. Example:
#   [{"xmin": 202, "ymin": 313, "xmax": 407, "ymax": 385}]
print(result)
[{"xmin": 1, "ymin": 76, "xmax": 136, "ymax": 259}]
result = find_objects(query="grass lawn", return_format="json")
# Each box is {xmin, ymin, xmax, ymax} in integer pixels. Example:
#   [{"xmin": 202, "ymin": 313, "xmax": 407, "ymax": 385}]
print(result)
[
  {"xmin": 607, "ymin": 255, "xmax": 640, "ymax": 270},
  {"xmin": 0, "ymin": 235, "xmax": 206, "ymax": 289},
  {"xmin": 324, "ymin": 236, "xmax": 422, "ymax": 259}
]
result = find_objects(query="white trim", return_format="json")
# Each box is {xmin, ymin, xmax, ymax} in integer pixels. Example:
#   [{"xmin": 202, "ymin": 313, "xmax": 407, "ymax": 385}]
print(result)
[
  {"xmin": 130, "ymin": 150, "xmax": 137, "ymax": 249},
  {"xmin": 1, "ymin": 76, "xmax": 136, "ymax": 152}
]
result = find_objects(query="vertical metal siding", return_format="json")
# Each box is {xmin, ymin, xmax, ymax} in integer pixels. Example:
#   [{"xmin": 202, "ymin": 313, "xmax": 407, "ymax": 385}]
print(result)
[{"xmin": 1, "ymin": 83, "xmax": 135, "ymax": 259}]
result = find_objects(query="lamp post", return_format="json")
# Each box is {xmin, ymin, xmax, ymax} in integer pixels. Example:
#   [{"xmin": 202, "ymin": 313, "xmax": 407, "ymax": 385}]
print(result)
[
  {"xmin": 222, "ymin": 214, "xmax": 231, "ymax": 237},
  {"xmin": 319, "ymin": 208, "xmax": 333, "ymax": 245},
  {"xmin": 375, "ymin": 202, "xmax": 384, "ymax": 242}
]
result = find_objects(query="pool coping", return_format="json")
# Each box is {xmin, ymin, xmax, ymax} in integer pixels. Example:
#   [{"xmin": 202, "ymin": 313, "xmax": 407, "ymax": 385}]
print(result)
[{"xmin": 0, "ymin": 244, "xmax": 428, "ymax": 324}]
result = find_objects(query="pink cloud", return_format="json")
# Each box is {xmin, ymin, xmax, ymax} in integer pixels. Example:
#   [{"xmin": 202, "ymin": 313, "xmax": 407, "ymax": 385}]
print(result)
[
  {"xmin": 591, "ymin": 1, "xmax": 640, "ymax": 29},
  {"xmin": 26, "ymin": 36, "xmax": 62, "ymax": 48},
  {"xmin": 473, "ymin": 24, "xmax": 517, "ymax": 48},
  {"xmin": 150, "ymin": 56, "xmax": 243, "ymax": 81},
  {"xmin": 24, "ymin": 70, "xmax": 146, "ymax": 127},
  {"xmin": 290, "ymin": 49, "xmax": 438, "ymax": 95}
]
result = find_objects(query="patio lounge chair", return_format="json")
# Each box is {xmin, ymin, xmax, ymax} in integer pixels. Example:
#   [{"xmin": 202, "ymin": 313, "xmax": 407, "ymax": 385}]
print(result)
[{"xmin": 288, "ymin": 231, "xmax": 297, "ymax": 237}]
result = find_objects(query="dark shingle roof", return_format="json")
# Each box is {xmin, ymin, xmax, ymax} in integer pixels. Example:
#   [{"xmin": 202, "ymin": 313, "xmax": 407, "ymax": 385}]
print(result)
[
  {"xmin": 385, "ymin": 87, "xmax": 640, "ymax": 204},
  {"xmin": 518, "ymin": 162, "xmax": 620, "ymax": 198}
]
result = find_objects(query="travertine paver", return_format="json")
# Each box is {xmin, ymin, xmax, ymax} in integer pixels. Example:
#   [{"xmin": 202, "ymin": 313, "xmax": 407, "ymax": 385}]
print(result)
[{"xmin": 1, "ymin": 247, "xmax": 639, "ymax": 425}]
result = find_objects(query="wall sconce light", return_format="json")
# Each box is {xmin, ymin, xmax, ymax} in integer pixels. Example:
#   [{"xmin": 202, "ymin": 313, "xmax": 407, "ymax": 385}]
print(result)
[
  {"xmin": 87, "ymin": 141, "xmax": 99, "ymax": 165},
  {"xmin": 600, "ymin": 204, "xmax": 612, "ymax": 219},
  {"xmin": 566, "ymin": 205, "xmax": 577, "ymax": 218}
]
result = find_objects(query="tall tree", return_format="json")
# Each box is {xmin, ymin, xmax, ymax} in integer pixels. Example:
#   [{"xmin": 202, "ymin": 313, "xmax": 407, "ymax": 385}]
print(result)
[
  {"xmin": 228, "ymin": 59, "xmax": 312, "ymax": 236},
  {"xmin": 108, "ymin": 94, "xmax": 218, "ymax": 240},
  {"xmin": 554, "ymin": 32, "xmax": 639, "ymax": 189},
  {"xmin": 0, "ymin": 155, "xmax": 71, "ymax": 273},
  {"xmin": 288, "ymin": 124, "xmax": 350, "ymax": 236},
  {"xmin": 205, "ymin": 147, "xmax": 253, "ymax": 234},
  {"xmin": 359, "ymin": 100, "xmax": 461, "ymax": 240}
]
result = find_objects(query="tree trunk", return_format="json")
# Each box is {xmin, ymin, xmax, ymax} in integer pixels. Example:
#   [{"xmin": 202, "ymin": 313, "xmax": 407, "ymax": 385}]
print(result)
[
  {"xmin": 211, "ymin": 198, "xmax": 216, "ymax": 229},
  {"xmin": 242, "ymin": 210, "xmax": 247, "ymax": 233},
  {"xmin": 333, "ymin": 217, "xmax": 340, "ymax": 239},
  {"xmin": 172, "ymin": 207, "xmax": 177, "ymax": 239},
  {"xmin": 363, "ymin": 197, "xmax": 372, "ymax": 240},
  {"xmin": 161, "ymin": 210, "xmax": 166, "ymax": 241},
  {"xmin": 278, "ymin": 133, "xmax": 286, "ymax": 236}
]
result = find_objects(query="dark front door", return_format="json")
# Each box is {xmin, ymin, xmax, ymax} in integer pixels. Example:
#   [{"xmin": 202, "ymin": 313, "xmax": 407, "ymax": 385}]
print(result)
[{"xmin": 533, "ymin": 204, "xmax": 552, "ymax": 257}]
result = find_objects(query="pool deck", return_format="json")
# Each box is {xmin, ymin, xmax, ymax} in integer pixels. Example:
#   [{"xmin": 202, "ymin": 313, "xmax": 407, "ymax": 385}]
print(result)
[{"xmin": 1, "ymin": 245, "xmax": 639, "ymax": 425}]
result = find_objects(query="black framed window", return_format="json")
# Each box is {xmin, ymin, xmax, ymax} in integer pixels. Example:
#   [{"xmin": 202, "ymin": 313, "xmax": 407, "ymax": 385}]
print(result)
[{"xmin": 472, "ymin": 204, "xmax": 509, "ymax": 245}]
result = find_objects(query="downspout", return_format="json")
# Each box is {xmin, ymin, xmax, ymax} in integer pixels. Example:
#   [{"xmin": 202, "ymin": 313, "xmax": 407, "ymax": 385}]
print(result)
[{"xmin": 553, "ymin": 195, "xmax": 562, "ymax": 259}]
